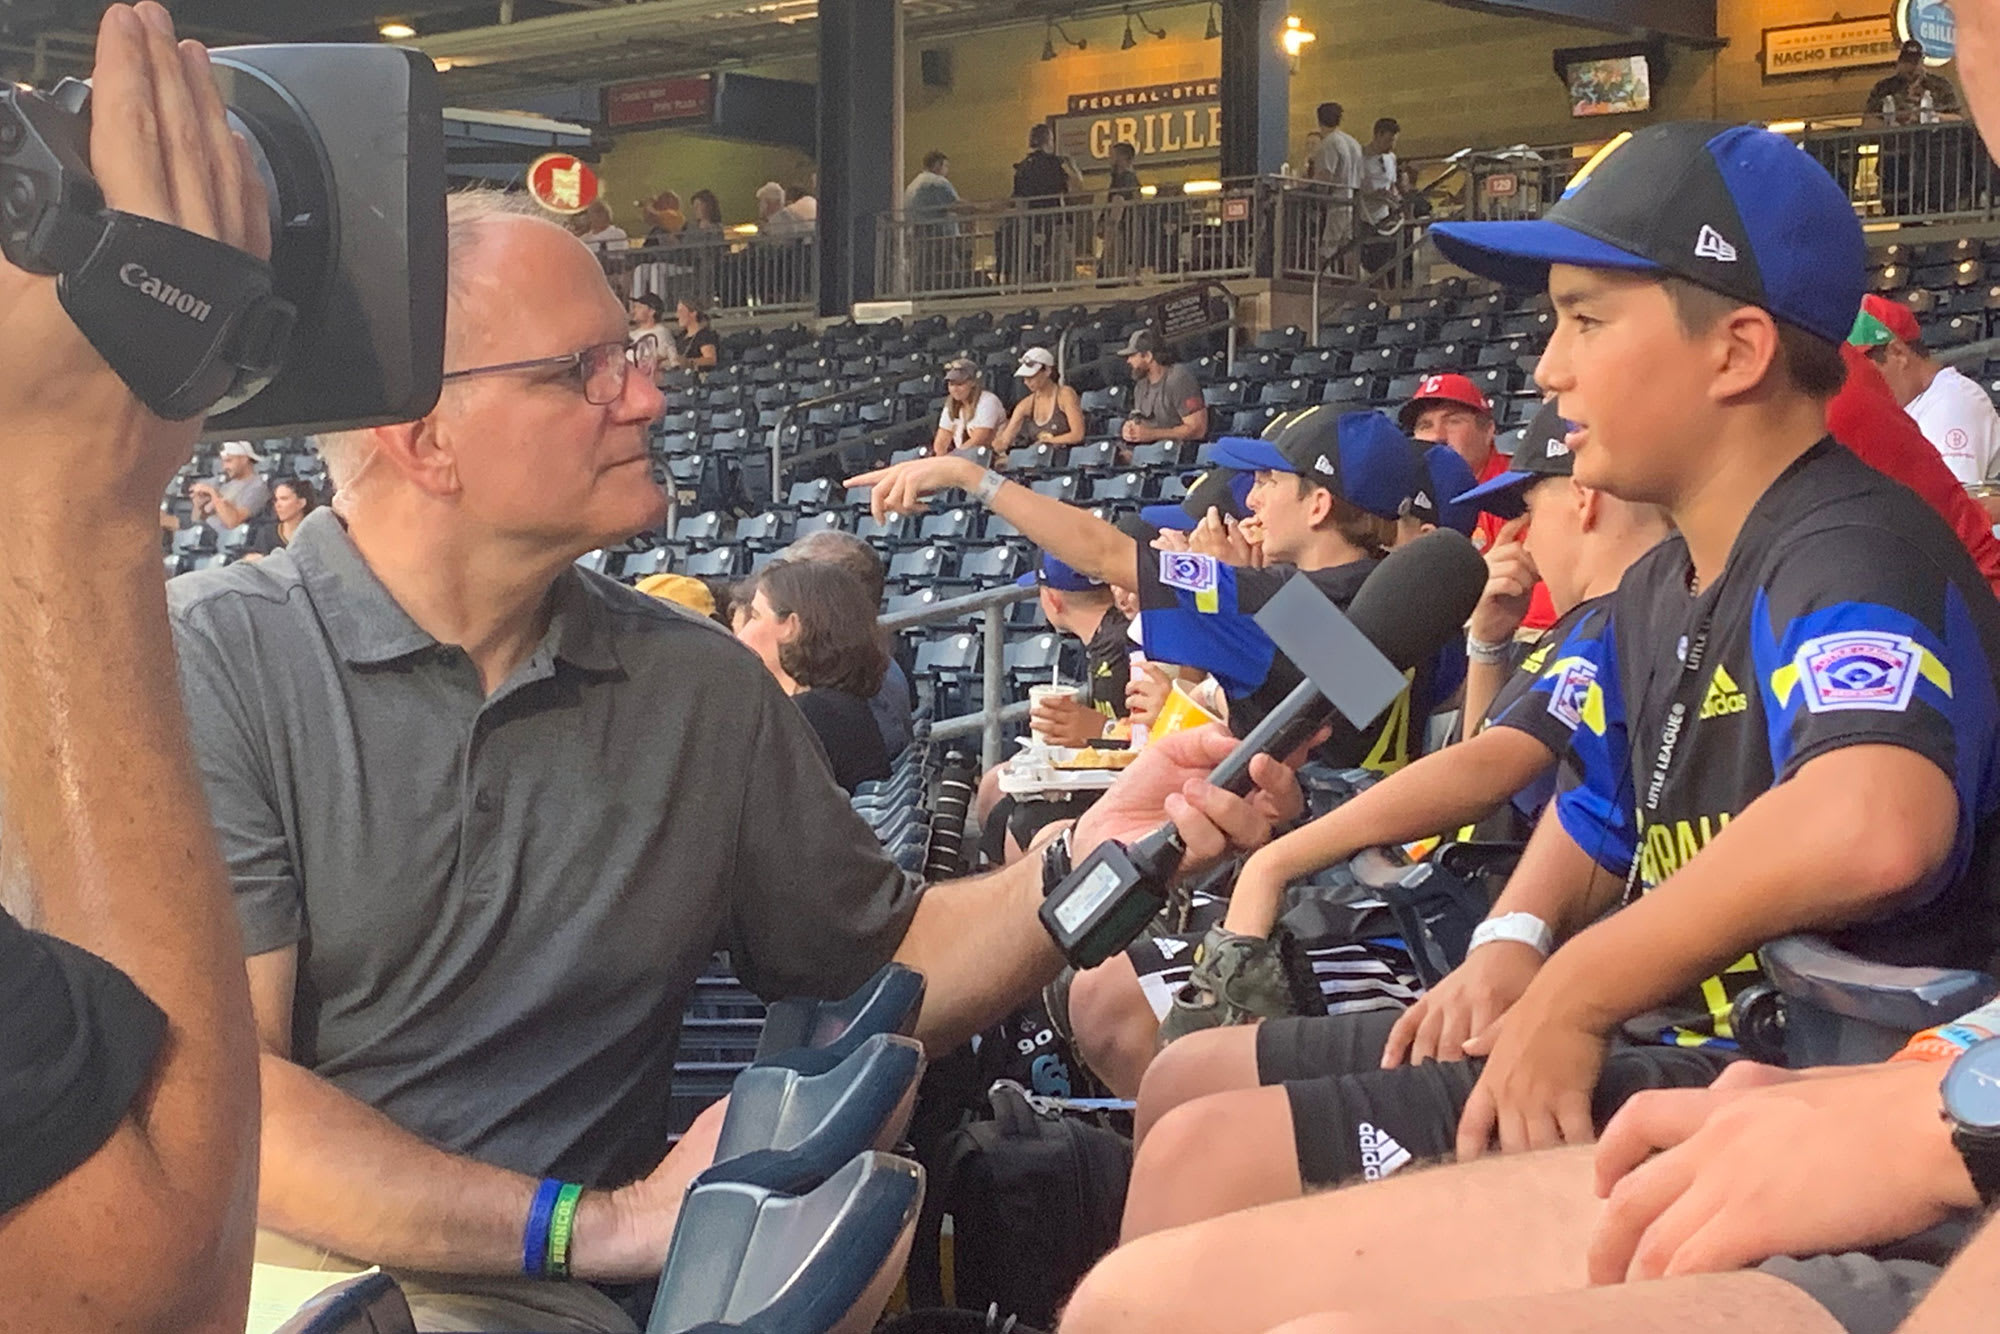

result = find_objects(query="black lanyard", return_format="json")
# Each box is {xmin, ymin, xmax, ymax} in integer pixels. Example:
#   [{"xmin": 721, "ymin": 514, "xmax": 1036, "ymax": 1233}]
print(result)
[{"xmin": 1621, "ymin": 575, "xmax": 1722, "ymax": 906}]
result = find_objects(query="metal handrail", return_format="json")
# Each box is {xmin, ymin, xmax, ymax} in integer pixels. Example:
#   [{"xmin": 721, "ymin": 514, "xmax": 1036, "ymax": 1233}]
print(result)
[
  {"xmin": 881, "ymin": 581, "xmax": 1040, "ymax": 769},
  {"xmin": 1056, "ymin": 278, "xmax": 1239, "ymax": 387},
  {"xmin": 767, "ymin": 374, "xmax": 901, "ymax": 503}
]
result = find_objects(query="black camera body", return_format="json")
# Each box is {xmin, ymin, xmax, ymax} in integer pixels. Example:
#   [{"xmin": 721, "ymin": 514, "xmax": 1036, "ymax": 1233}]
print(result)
[{"xmin": 0, "ymin": 44, "xmax": 446, "ymax": 436}]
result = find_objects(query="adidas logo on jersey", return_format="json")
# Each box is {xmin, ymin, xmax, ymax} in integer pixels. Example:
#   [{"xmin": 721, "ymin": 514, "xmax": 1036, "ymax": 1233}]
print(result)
[
  {"xmin": 1699, "ymin": 664, "xmax": 1748, "ymax": 720},
  {"xmin": 1357, "ymin": 1121, "xmax": 1412, "ymax": 1181}
]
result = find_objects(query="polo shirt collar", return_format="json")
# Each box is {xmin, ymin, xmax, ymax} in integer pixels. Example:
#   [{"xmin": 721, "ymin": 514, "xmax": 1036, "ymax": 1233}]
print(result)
[{"xmin": 287, "ymin": 510, "xmax": 623, "ymax": 675}]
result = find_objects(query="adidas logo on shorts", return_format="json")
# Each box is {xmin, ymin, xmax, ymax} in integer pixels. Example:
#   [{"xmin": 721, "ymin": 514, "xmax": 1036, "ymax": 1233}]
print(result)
[{"xmin": 1357, "ymin": 1121, "xmax": 1412, "ymax": 1181}]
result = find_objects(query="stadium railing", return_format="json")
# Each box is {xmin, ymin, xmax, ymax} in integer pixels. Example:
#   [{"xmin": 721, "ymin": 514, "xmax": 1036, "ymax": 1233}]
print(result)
[
  {"xmin": 603, "ymin": 231, "xmax": 819, "ymax": 319},
  {"xmin": 881, "ymin": 581, "xmax": 1038, "ymax": 770}
]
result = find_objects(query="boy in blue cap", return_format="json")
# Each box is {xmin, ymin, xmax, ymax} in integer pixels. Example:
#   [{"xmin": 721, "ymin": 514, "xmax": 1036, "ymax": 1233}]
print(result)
[{"xmin": 1061, "ymin": 120, "xmax": 2000, "ymax": 1334}]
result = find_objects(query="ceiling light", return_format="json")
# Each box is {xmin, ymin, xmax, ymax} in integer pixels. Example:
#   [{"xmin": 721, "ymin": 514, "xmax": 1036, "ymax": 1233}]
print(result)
[
  {"xmin": 1121, "ymin": 14, "xmax": 1136, "ymax": 50},
  {"xmin": 1205, "ymin": 4, "xmax": 1220, "ymax": 40},
  {"xmin": 1041, "ymin": 19, "xmax": 1085, "ymax": 60},
  {"xmin": 379, "ymin": 21, "xmax": 416, "ymax": 39},
  {"xmin": 1183, "ymin": 179, "xmax": 1222, "ymax": 194}
]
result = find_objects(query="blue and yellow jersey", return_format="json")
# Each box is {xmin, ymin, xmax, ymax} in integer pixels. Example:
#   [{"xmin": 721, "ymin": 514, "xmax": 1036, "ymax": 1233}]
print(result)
[
  {"xmin": 1478, "ymin": 597, "xmax": 1620, "ymax": 842},
  {"xmin": 1556, "ymin": 438, "xmax": 2000, "ymax": 1046}
]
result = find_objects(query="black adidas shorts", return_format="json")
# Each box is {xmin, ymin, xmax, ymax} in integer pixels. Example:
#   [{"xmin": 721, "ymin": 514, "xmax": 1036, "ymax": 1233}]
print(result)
[{"xmin": 1256, "ymin": 1010, "xmax": 1737, "ymax": 1188}]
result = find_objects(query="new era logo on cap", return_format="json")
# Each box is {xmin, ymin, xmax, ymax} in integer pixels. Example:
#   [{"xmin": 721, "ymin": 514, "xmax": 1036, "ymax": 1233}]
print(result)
[
  {"xmin": 1314, "ymin": 456, "xmax": 1337, "ymax": 476},
  {"xmin": 1694, "ymin": 225, "xmax": 1738, "ymax": 264}
]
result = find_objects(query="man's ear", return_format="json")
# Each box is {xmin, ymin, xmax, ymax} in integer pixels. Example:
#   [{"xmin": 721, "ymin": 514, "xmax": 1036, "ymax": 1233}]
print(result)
[
  {"xmin": 1306, "ymin": 485, "xmax": 1335, "ymax": 528},
  {"xmin": 366, "ymin": 413, "xmax": 461, "ymax": 500}
]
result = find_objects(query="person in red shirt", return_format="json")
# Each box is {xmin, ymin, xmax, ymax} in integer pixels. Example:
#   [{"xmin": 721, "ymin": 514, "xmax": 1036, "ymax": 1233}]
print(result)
[
  {"xmin": 1401, "ymin": 372, "xmax": 1559, "ymax": 629},
  {"xmin": 1829, "ymin": 341, "xmax": 2000, "ymax": 597}
]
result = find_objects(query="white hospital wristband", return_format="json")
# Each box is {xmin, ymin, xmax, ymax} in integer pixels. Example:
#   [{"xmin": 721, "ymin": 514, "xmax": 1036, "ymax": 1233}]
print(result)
[{"xmin": 1467, "ymin": 912, "xmax": 1554, "ymax": 959}]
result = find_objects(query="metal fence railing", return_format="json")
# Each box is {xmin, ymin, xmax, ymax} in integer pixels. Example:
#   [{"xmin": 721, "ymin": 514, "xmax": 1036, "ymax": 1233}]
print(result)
[
  {"xmin": 599, "ymin": 233, "xmax": 818, "ymax": 319},
  {"xmin": 1801, "ymin": 121, "xmax": 1997, "ymax": 225},
  {"xmin": 875, "ymin": 181, "xmax": 1267, "ymax": 300},
  {"xmin": 880, "ymin": 582, "xmax": 1040, "ymax": 770}
]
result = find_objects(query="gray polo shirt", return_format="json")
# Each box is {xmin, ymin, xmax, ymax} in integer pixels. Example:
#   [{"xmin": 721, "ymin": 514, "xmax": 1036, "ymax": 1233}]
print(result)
[
  {"xmin": 167, "ymin": 510, "xmax": 919, "ymax": 1187},
  {"xmin": 207, "ymin": 472, "xmax": 270, "ymax": 536}
]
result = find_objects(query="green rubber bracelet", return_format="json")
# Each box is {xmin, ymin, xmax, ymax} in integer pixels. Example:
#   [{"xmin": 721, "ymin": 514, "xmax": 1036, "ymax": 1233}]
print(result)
[{"xmin": 545, "ymin": 1183, "xmax": 585, "ymax": 1281}]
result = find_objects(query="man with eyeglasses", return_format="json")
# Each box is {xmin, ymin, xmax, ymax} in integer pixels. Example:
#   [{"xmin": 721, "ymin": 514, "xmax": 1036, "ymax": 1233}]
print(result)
[{"xmin": 166, "ymin": 189, "xmax": 1301, "ymax": 1332}]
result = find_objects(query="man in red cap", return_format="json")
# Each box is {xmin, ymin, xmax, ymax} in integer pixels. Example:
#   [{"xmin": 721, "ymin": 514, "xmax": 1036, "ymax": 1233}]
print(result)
[
  {"xmin": 1850, "ymin": 292, "xmax": 2000, "ymax": 515},
  {"xmin": 1402, "ymin": 372, "xmax": 1558, "ymax": 629}
]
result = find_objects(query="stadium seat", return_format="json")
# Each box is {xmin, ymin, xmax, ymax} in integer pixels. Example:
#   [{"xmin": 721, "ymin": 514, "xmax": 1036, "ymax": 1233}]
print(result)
[
  {"xmin": 272, "ymin": 1272, "xmax": 415, "ymax": 1334},
  {"xmin": 754, "ymin": 963, "xmax": 927, "ymax": 1063},
  {"xmin": 1068, "ymin": 440, "xmax": 1117, "ymax": 472},
  {"xmin": 685, "ymin": 549, "xmax": 739, "ymax": 579},
  {"xmin": 1030, "ymin": 475, "xmax": 1088, "ymax": 504},
  {"xmin": 694, "ymin": 1033, "xmax": 925, "ymax": 1196},
  {"xmin": 1732, "ymin": 936, "xmax": 1998, "ymax": 1068},
  {"xmin": 644, "ymin": 1151, "xmax": 924, "ymax": 1334},
  {"xmin": 622, "ymin": 548, "xmax": 672, "ymax": 581}
]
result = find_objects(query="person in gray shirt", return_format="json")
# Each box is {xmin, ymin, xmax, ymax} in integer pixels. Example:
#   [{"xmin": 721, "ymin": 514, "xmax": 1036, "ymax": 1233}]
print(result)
[
  {"xmin": 1119, "ymin": 329, "xmax": 1210, "ymax": 446},
  {"xmin": 189, "ymin": 439, "xmax": 271, "ymax": 536},
  {"xmin": 169, "ymin": 189, "xmax": 1299, "ymax": 1332}
]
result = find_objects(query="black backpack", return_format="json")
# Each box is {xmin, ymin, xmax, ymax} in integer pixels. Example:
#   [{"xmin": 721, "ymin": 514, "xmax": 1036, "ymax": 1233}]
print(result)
[{"xmin": 914, "ymin": 1082, "xmax": 1132, "ymax": 1330}]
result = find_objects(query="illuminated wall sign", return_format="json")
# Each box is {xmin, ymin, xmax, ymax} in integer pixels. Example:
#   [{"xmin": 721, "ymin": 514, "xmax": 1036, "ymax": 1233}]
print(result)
[
  {"xmin": 1049, "ymin": 79, "xmax": 1222, "ymax": 171},
  {"xmin": 604, "ymin": 74, "xmax": 714, "ymax": 129},
  {"xmin": 1895, "ymin": 0, "xmax": 1955, "ymax": 65},
  {"xmin": 1761, "ymin": 16, "xmax": 1900, "ymax": 78}
]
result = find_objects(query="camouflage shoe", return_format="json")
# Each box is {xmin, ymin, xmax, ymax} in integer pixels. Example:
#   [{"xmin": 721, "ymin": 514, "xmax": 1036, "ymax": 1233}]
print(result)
[{"xmin": 1156, "ymin": 926, "xmax": 1305, "ymax": 1048}]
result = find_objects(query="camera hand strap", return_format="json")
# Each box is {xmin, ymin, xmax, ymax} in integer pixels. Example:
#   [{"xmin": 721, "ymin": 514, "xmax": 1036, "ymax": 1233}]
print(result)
[{"xmin": 57, "ymin": 210, "xmax": 295, "ymax": 421}]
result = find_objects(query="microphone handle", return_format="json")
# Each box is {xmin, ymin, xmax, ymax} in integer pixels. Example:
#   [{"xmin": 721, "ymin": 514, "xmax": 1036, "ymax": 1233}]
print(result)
[{"xmin": 1204, "ymin": 678, "xmax": 1333, "ymax": 795}]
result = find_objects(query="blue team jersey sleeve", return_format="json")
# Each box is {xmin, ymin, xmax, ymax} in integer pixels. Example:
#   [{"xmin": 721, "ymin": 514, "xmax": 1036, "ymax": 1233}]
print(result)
[
  {"xmin": 1749, "ymin": 526, "xmax": 2000, "ymax": 898},
  {"xmin": 1550, "ymin": 611, "xmax": 1636, "ymax": 876},
  {"xmin": 1135, "ymin": 550, "xmax": 1279, "ymax": 697}
]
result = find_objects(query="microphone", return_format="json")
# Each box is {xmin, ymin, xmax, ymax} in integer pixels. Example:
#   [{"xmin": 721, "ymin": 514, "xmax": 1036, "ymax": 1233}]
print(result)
[
  {"xmin": 1042, "ymin": 530, "xmax": 1490, "ymax": 968},
  {"xmin": 1208, "ymin": 529, "xmax": 1491, "ymax": 794}
]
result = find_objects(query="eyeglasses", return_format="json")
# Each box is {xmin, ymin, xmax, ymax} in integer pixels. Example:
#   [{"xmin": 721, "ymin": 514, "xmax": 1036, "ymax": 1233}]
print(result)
[{"xmin": 441, "ymin": 339, "xmax": 658, "ymax": 406}]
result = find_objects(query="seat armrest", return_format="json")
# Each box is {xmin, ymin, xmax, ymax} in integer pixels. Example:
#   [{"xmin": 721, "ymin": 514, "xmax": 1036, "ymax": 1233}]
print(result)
[
  {"xmin": 754, "ymin": 963, "xmax": 926, "ymax": 1063},
  {"xmin": 1431, "ymin": 839, "xmax": 1526, "ymax": 881},
  {"xmin": 1760, "ymin": 935, "xmax": 1998, "ymax": 1036}
]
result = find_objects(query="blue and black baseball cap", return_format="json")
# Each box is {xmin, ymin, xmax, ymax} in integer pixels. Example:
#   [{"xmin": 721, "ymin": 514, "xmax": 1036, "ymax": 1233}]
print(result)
[
  {"xmin": 1207, "ymin": 408, "xmax": 1419, "ymax": 521},
  {"xmin": 1017, "ymin": 553, "xmax": 1106, "ymax": 592},
  {"xmin": 1140, "ymin": 468, "xmax": 1255, "ymax": 533},
  {"xmin": 1403, "ymin": 444, "xmax": 1481, "ymax": 536},
  {"xmin": 1453, "ymin": 400, "xmax": 1575, "ymax": 521},
  {"xmin": 1429, "ymin": 122, "xmax": 1866, "ymax": 347}
]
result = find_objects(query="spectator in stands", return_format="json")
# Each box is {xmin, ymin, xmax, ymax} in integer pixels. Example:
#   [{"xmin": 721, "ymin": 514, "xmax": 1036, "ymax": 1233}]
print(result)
[
  {"xmin": 0, "ymin": 9, "xmax": 263, "ymax": 1327},
  {"xmin": 777, "ymin": 181, "xmax": 818, "ymax": 235},
  {"xmin": 685, "ymin": 189, "xmax": 724, "ymax": 237},
  {"xmin": 1013, "ymin": 122, "xmax": 1083, "ymax": 201},
  {"xmin": 905, "ymin": 149, "xmax": 960, "ymax": 224},
  {"xmin": 994, "ymin": 346, "xmax": 1086, "ymax": 457},
  {"xmin": 1102, "ymin": 140, "xmax": 1144, "ymax": 277},
  {"xmin": 176, "ymin": 188, "xmax": 1301, "ymax": 1326},
  {"xmin": 575, "ymin": 199, "xmax": 629, "ymax": 255},
  {"xmin": 754, "ymin": 180, "xmax": 790, "ymax": 234},
  {"xmin": 782, "ymin": 527, "xmax": 916, "ymax": 759},
  {"xmin": 674, "ymin": 297, "xmax": 720, "ymax": 372},
  {"xmin": 1308, "ymin": 102, "xmax": 1364, "ymax": 265},
  {"xmin": 242, "ymin": 477, "xmax": 319, "ymax": 563},
  {"xmin": 1866, "ymin": 38, "xmax": 1961, "ymax": 124},
  {"xmin": 1358, "ymin": 117, "xmax": 1403, "ymax": 273},
  {"xmin": 932, "ymin": 356, "xmax": 1008, "ymax": 455},
  {"xmin": 1849, "ymin": 292, "xmax": 2000, "ymax": 517},
  {"xmin": 188, "ymin": 440, "xmax": 271, "ymax": 537},
  {"xmin": 638, "ymin": 191, "xmax": 683, "ymax": 248},
  {"xmin": 1119, "ymin": 330, "xmax": 1209, "ymax": 445},
  {"xmin": 627, "ymin": 292, "xmax": 669, "ymax": 360},
  {"xmin": 1063, "ymin": 119, "xmax": 2000, "ymax": 1334},
  {"xmin": 733, "ymin": 560, "xmax": 893, "ymax": 793}
]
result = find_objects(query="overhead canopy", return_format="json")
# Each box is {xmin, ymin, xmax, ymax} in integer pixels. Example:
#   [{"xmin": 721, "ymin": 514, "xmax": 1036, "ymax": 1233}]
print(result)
[{"xmin": 1435, "ymin": 0, "xmax": 1719, "ymax": 45}]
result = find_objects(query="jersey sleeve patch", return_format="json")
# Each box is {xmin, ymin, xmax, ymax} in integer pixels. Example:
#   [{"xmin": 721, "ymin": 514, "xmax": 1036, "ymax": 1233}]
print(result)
[{"xmin": 1768, "ymin": 629, "xmax": 1952, "ymax": 715}]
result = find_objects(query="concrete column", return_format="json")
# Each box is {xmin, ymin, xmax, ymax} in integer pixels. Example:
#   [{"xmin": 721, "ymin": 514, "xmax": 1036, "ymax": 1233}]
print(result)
[
  {"xmin": 1219, "ymin": 0, "xmax": 1289, "ymax": 179},
  {"xmin": 817, "ymin": 0, "xmax": 902, "ymax": 316}
]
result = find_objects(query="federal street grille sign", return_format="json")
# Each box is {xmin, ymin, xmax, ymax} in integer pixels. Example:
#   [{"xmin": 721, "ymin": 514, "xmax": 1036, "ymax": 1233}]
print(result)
[{"xmin": 1050, "ymin": 80, "xmax": 1222, "ymax": 172}]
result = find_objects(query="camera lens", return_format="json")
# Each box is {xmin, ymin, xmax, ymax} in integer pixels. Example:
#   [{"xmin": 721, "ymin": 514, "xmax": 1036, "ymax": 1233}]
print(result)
[
  {"xmin": 0, "ymin": 113, "xmax": 20, "ymax": 153},
  {"xmin": 2, "ymin": 176, "xmax": 36, "ymax": 225}
]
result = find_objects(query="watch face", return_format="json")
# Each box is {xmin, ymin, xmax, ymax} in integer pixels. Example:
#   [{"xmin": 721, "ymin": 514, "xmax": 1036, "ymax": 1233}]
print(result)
[{"xmin": 1944, "ymin": 1038, "xmax": 2000, "ymax": 1133}]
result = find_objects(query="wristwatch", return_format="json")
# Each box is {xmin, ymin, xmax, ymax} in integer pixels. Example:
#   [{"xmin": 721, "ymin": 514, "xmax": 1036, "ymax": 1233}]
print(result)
[
  {"xmin": 1039, "ymin": 825, "xmax": 1075, "ymax": 899},
  {"xmin": 1466, "ymin": 911, "xmax": 1554, "ymax": 959},
  {"xmin": 1942, "ymin": 1035, "xmax": 2000, "ymax": 1208}
]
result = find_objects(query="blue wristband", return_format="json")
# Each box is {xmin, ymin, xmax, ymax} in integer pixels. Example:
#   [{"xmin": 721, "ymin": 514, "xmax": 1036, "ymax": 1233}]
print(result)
[{"xmin": 522, "ymin": 1178, "xmax": 563, "ymax": 1278}]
